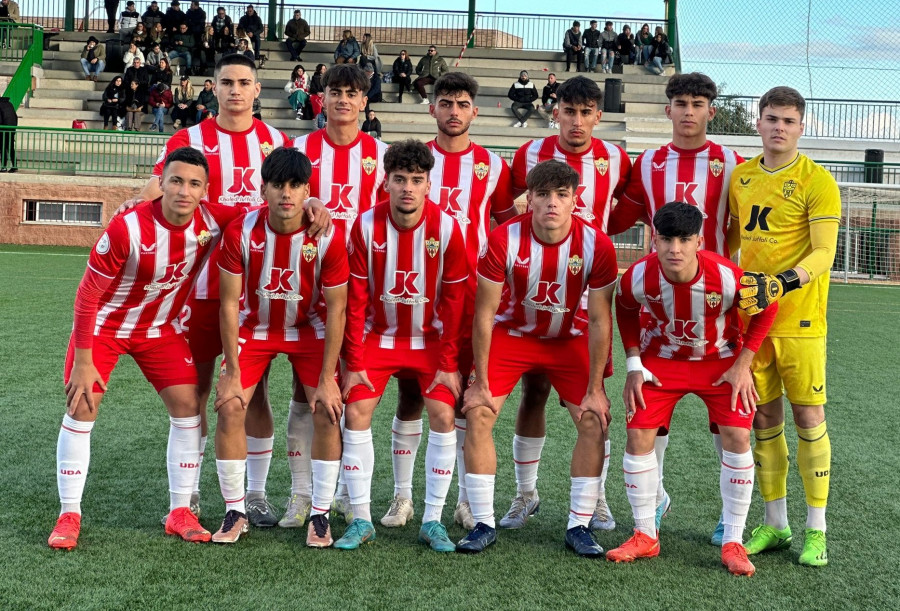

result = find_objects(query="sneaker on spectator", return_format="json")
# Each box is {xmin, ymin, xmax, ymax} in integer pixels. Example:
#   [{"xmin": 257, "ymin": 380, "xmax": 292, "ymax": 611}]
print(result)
[
  {"xmin": 173, "ymin": 119, "xmax": 181, "ymax": 129},
  {"xmin": 522, "ymin": 122, "xmax": 528, "ymax": 128},
  {"xmin": 419, "ymin": 98, "xmax": 430, "ymax": 105},
  {"xmin": 513, "ymin": 121, "xmax": 522, "ymax": 128}
]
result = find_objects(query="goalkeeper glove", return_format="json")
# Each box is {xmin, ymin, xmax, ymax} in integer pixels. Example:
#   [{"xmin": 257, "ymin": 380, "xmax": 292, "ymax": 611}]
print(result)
[{"xmin": 738, "ymin": 269, "xmax": 801, "ymax": 315}]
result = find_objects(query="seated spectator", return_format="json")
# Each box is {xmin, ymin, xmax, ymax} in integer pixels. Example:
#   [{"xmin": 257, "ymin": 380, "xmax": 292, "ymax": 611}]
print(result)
[
  {"xmin": 185, "ymin": 1, "xmax": 206, "ymax": 38},
  {"xmin": 234, "ymin": 26, "xmax": 251, "ymax": 51},
  {"xmin": 507, "ymin": 70, "xmax": 538, "ymax": 128},
  {"xmin": 169, "ymin": 22, "xmax": 195, "ymax": 73},
  {"xmin": 171, "ymin": 74, "xmax": 195, "ymax": 128},
  {"xmin": 334, "ymin": 29, "xmax": 360, "ymax": 64},
  {"xmin": 216, "ymin": 25, "xmax": 236, "ymax": 55},
  {"xmin": 199, "ymin": 25, "xmax": 216, "ymax": 74},
  {"xmin": 359, "ymin": 33, "xmax": 381, "ymax": 74},
  {"xmin": 284, "ymin": 9, "xmax": 310, "ymax": 61},
  {"xmin": 636, "ymin": 23, "xmax": 653, "ymax": 65},
  {"xmin": 123, "ymin": 41, "xmax": 145, "ymax": 70},
  {"xmin": 600, "ymin": 21, "xmax": 617, "ymax": 74},
  {"xmin": 146, "ymin": 42, "xmax": 168, "ymax": 68},
  {"xmin": 149, "ymin": 82, "xmax": 174, "ymax": 132},
  {"xmin": 646, "ymin": 32, "xmax": 670, "ymax": 75},
  {"xmin": 80, "ymin": 37, "xmax": 106, "ymax": 82},
  {"xmin": 252, "ymin": 97, "xmax": 261, "ymax": 121},
  {"xmin": 124, "ymin": 55, "xmax": 152, "ymax": 95},
  {"xmin": 118, "ymin": 1, "xmax": 140, "ymax": 41},
  {"xmin": 361, "ymin": 109, "xmax": 381, "ymax": 139},
  {"xmin": 131, "ymin": 22, "xmax": 149, "ymax": 49},
  {"xmin": 285, "ymin": 64, "xmax": 309, "ymax": 119},
  {"xmin": 309, "ymin": 63, "xmax": 327, "ymax": 95},
  {"xmin": 142, "ymin": 1, "xmax": 164, "ymax": 32},
  {"xmin": 310, "ymin": 90, "xmax": 325, "ymax": 123},
  {"xmin": 146, "ymin": 22, "xmax": 166, "ymax": 54},
  {"xmin": 235, "ymin": 38, "xmax": 254, "ymax": 61},
  {"xmin": 124, "ymin": 79, "xmax": 147, "ymax": 130},
  {"xmin": 239, "ymin": 4, "xmax": 264, "ymax": 59},
  {"xmin": 212, "ymin": 6, "xmax": 233, "ymax": 44},
  {"xmin": 563, "ymin": 21, "xmax": 583, "ymax": 72},
  {"xmin": 617, "ymin": 25, "xmax": 636, "ymax": 65},
  {"xmin": 413, "ymin": 45, "xmax": 447, "ymax": 104},
  {"xmin": 392, "ymin": 49, "xmax": 412, "ymax": 103},
  {"xmin": 194, "ymin": 78, "xmax": 218, "ymax": 122},
  {"xmin": 150, "ymin": 57, "xmax": 174, "ymax": 89},
  {"xmin": 583, "ymin": 20, "xmax": 601, "ymax": 73},
  {"xmin": 315, "ymin": 102, "xmax": 326, "ymax": 129},
  {"xmin": 541, "ymin": 72, "xmax": 559, "ymax": 127},
  {"xmin": 364, "ymin": 64, "xmax": 382, "ymax": 110},
  {"xmin": 164, "ymin": 1, "xmax": 187, "ymax": 36},
  {"xmin": 99, "ymin": 75, "xmax": 127, "ymax": 130}
]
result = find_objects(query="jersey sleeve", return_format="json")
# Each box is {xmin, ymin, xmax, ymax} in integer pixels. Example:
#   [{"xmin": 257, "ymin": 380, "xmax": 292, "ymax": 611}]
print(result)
[
  {"xmin": 87, "ymin": 215, "xmax": 131, "ymax": 279},
  {"xmin": 607, "ymin": 153, "xmax": 647, "ymax": 235},
  {"xmin": 442, "ymin": 224, "xmax": 469, "ymax": 284},
  {"xmin": 612, "ymin": 144, "xmax": 633, "ymax": 200},
  {"xmin": 614, "ymin": 267, "xmax": 642, "ymax": 352},
  {"xmin": 72, "ymin": 268, "xmax": 115, "ymax": 349},
  {"xmin": 151, "ymin": 130, "xmax": 191, "ymax": 177},
  {"xmin": 320, "ymin": 228, "xmax": 350, "ymax": 289},
  {"xmin": 437, "ymin": 224, "xmax": 468, "ymax": 372},
  {"xmin": 476, "ymin": 226, "xmax": 509, "ymax": 285},
  {"xmin": 620, "ymin": 151, "xmax": 647, "ymax": 208},
  {"xmin": 510, "ymin": 143, "xmax": 531, "ymax": 195},
  {"xmin": 587, "ymin": 232, "xmax": 619, "ymax": 290},
  {"xmin": 489, "ymin": 158, "xmax": 517, "ymax": 217},
  {"xmin": 216, "ymin": 219, "xmax": 245, "ymax": 276}
]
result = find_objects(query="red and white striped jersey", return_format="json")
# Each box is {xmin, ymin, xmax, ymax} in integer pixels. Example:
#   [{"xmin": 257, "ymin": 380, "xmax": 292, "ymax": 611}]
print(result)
[
  {"xmin": 152, "ymin": 118, "xmax": 289, "ymax": 299},
  {"xmin": 217, "ymin": 208, "xmax": 349, "ymax": 342},
  {"xmin": 478, "ymin": 214, "xmax": 618, "ymax": 339},
  {"xmin": 427, "ymin": 141, "xmax": 516, "ymax": 286},
  {"xmin": 85, "ymin": 199, "xmax": 239, "ymax": 340},
  {"xmin": 511, "ymin": 136, "xmax": 631, "ymax": 232},
  {"xmin": 344, "ymin": 201, "xmax": 468, "ymax": 371},
  {"xmin": 616, "ymin": 250, "xmax": 745, "ymax": 360},
  {"xmin": 292, "ymin": 129, "xmax": 388, "ymax": 239},
  {"xmin": 618, "ymin": 142, "xmax": 744, "ymax": 256}
]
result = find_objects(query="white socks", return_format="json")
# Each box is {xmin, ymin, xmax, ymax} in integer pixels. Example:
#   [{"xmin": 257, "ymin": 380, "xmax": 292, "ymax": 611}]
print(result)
[
  {"xmin": 310, "ymin": 459, "xmax": 341, "ymax": 517},
  {"xmin": 342, "ymin": 428, "xmax": 374, "ymax": 523},
  {"xmin": 423, "ymin": 430, "xmax": 455, "ymax": 524},
  {"xmin": 56, "ymin": 415, "xmax": 93, "ymax": 515},
  {"xmin": 599, "ymin": 438, "xmax": 611, "ymax": 496},
  {"xmin": 568, "ymin": 476, "xmax": 601, "ymax": 529},
  {"xmin": 765, "ymin": 497, "xmax": 790, "ymax": 530},
  {"xmin": 623, "ymin": 451, "xmax": 658, "ymax": 538},
  {"xmin": 167, "ymin": 416, "xmax": 201, "ymax": 511},
  {"xmin": 193, "ymin": 434, "xmax": 207, "ymax": 495},
  {"xmin": 391, "ymin": 417, "xmax": 422, "ymax": 500},
  {"xmin": 455, "ymin": 418, "xmax": 468, "ymax": 504},
  {"xmin": 287, "ymin": 400, "xmax": 313, "ymax": 497},
  {"xmin": 720, "ymin": 449, "xmax": 754, "ymax": 544},
  {"xmin": 216, "ymin": 459, "xmax": 246, "ymax": 513},
  {"xmin": 246, "ymin": 435, "xmax": 273, "ymax": 500},
  {"xmin": 512, "ymin": 435, "xmax": 544, "ymax": 494},
  {"xmin": 807, "ymin": 506, "xmax": 827, "ymax": 532},
  {"xmin": 712, "ymin": 432, "xmax": 723, "ymax": 461},
  {"xmin": 654, "ymin": 434, "xmax": 669, "ymax": 504},
  {"xmin": 466, "ymin": 473, "xmax": 495, "ymax": 528}
]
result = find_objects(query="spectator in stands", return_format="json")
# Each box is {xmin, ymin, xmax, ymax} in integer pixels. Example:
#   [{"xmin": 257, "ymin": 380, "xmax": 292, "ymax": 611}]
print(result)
[
  {"xmin": 239, "ymin": 4, "xmax": 264, "ymax": 59},
  {"xmin": 149, "ymin": 82, "xmax": 174, "ymax": 132},
  {"xmin": 124, "ymin": 41, "xmax": 145, "ymax": 70},
  {"xmin": 413, "ymin": 45, "xmax": 447, "ymax": 104},
  {"xmin": 252, "ymin": 97, "xmax": 261, "ymax": 120},
  {"xmin": 216, "ymin": 25, "xmax": 235, "ymax": 55},
  {"xmin": 315, "ymin": 101, "xmax": 326, "ymax": 129},
  {"xmin": 147, "ymin": 22, "xmax": 166, "ymax": 53},
  {"xmin": 334, "ymin": 29, "xmax": 360, "ymax": 64},
  {"xmin": 617, "ymin": 25, "xmax": 636, "ymax": 65},
  {"xmin": 600, "ymin": 21, "xmax": 617, "ymax": 73},
  {"xmin": 118, "ymin": 1, "xmax": 140, "ymax": 40},
  {"xmin": 142, "ymin": 1, "xmax": 164, "ymax": 31},
  {"xmin": 197, "ymin": 25, "xmax": 215, "ymax": 74},
  {"xmin": 146, "ymin": 42, "xmax": 167, "ymax": 68},
  {"xmin": 169, "ymin": 22, "xmax": 195, "ymax": 73},
  {"xmin": 131, "ymin": 22, "xmax": 149, "ymax": 49},
  {"xmin": 563, "ymin": 21, "xmax": 583, "ymax": 72},
  {"xmin": 234, "ymin": 26, "xmax": 251, "ymax": 51},
  {"xmin": 507, "ymin": 69, "xmax": 538, "ymax": 128},
  {"xmin": 212, "ymin": 6, "xmax": 233, "ymax": 45},
  {"xmin": 150, "ymin": 56, "xmax": 173, "ymax": 89},
  {"xmin": 646, "ymin": 32, "xmax": 669, "ymax": 75},
  {"xmin": 359, "ymin": 33, "xmax": 381, "ymax": 74},
  {"xmin": 105, "ymin": 0, "xmax": 119, "ymax": 33},
  {"xmin": 194, "ymin": 78, "xmax": 217, "ymax": 122},
  {"xmin": 284, "ymin": 9, "xmax": 310, "ymax": 62},
  {"xmin": 236, "ymin": 38, "xmax": 254, "ymax": 61},
  {"xmin": 392, "ymin": 49, "xmax": 412, "ymax": 103},
  {"xmin": 100, "ymin": 75, "xmax": 126, "ymax": 130},
  {"xmin": 541, "ymin": 72, "xmax": 559, "ymax": 126},
  {"xmin": 124, "ymin": 55, "xmax": 151, "ymax": 95},
  {"xmin": 636, "ymin": 23, "xmax": 652, "ymax": 65},
  {"xmin": 186, "ymin": 1, "xmax": 206, "ymax": 38},
  {"xmin": 285, "ymin": 64, "xmax": 309, "ymax": 119},
  {"xmin": 171, "ymin": 74, "xmax": 195, "ymax": 128},
  {"xmin": 124, "ymin": 79, "xmax": 147, "ymax": 130},
  {"xmin": 80, "ymin": 37, "xmax": 106, "ymax": 82},
  {"xmin": 361, "ymin": 109, "xmax": 382, "ymax": 139},
  {"xmin": 309, "ymin": 63, "xmax": 327, "ymax": 95},
  {"xmin": 365, "ymin": 64, "xmax": 383, "ymax": 107},
  {"xmin": 583, "ymin": 20, "xmax": 601, "ymax": 73},
  {"xmin": 164, "ymin": 1, "xmax": 187, "ymax": 36}
]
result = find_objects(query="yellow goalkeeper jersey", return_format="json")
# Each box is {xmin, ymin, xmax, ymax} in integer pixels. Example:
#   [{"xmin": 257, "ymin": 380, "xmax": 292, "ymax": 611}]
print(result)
[{"xmin": 729, "ymin": 153, "xmax": 840, "ymax": 337}]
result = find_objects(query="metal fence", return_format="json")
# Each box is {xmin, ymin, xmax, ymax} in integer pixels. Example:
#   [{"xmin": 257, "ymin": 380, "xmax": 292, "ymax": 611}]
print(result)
[{"xmin": 834, "ymin": 184, "xmax": 900, "ymax": 283}]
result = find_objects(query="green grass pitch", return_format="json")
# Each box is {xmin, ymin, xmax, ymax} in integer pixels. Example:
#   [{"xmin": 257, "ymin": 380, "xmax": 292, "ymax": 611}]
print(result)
[{"xmin": 1, "ymin": 245, "xmax": 898, "ymax": 609}]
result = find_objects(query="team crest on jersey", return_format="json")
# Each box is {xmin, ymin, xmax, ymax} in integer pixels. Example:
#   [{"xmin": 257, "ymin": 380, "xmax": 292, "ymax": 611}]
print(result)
[
  {"xmin": 96, "ymin": 232, "xmax": 110, "ymax": 255},
  {"xmin": 197, "ymin": 230, "xmax": 213, "ymax": 246},
  {"xmin": 425, "ymin": 237, "xmax": 440, "ymax": 258},
  {"xmin": 783, "ymin": 180, "xmax": 797, "ymax": 198},
  {"xmin": 473, "ymin": 162, "xmax": 489, "ymax": 180},
  {"xmin": 302, "ymin": 242, "xmax": 318, "ymax": 262},
  {"xmin": 709, "ymin": 159, "xmax": 724, "ymax": 177},
  {"xmin": 593, "ymin": 158, "xmax": 609, "ymax": 176},
  {"xmin": 260, "ymin": 142, "xmax": 274, "ymax": 157},
  {"xmin": 361, "ymin": 156, "xmax": 377, "ymax": 175},
  {"xmin": 567, "ymin": 254, "xmax": 583, "ymax": 275},
  {"xmin": 706, "ymin": 291, "xmax": 722, "ymax": 308}
]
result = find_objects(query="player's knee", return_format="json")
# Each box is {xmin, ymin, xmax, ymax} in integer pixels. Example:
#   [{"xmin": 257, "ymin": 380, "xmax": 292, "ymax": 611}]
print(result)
[
  {"xmin": 312, "ymin": 409, "xmax": 341, "ymax": 434},
  {"xmin": 574, "ymin": 411, "xmax": 603, "ymax": 440},
  {"xmin": 521, "ymin": 377, "xmax": 551, "ymax": 410},
  {"xmin": 425, "ymin": 404, "xmax": 455, "ymax": 431},
  {"xmin": 791, "ymin": 403, "xmax": 824, "ymax": 429},
  {"xmin": 465, "ymin": 405, "xmax": 497, "ymax": 433},
  {"xmin": 217, "ymin": 400, "xmax": 247, "ymax": 429}
]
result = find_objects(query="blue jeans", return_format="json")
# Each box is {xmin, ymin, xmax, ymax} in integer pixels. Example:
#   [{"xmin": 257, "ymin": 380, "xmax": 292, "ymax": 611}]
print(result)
[
  {"xmin": 169, "ymin": 49, "xmax": 192, "ymax": 69},
  {"xmin": 647, "ymin": 56, "xmax": 664, "ymax": 75},
  {"xmin": 640, "ymin": 45, "xmax": 652, "ymax": 64},
  {"xmin": 152, "ymin": 106, "xmax": 168, "ymax": 132},
  {"xmin": 601, "ymin": 48, "xmax": 615, "ymax": 71},
  {"xmin": 585, "ymin": 47, "xmax": 599, "ymax": 70},
  {"xmin": 80, "ymin": 58, "xmax": 106, "ymax": 76}
]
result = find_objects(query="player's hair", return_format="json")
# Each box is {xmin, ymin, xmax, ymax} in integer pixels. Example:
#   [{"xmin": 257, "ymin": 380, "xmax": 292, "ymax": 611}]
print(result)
[
  {"xmin": 556, "ymin": 75, "xmax": 603, "ymax": 108},
  {"xmin": 261, "ymin": 146, "xmax": 312, "ymax": 186},
  {"xmin": 163, "ymin": 146, "xmax": 210, "ymax": 178},
  {"xmin": 525, "ymin": 159, "xmax": 580, "ymax": 193},
  {"xmin": 665, "ymin": 72, "xmax": 717, "ymax": 102},
  {"xmin": 433, "ymin": 72, "xmax": 479, "ymax": 101},
  {"xmin": 324, "ymin": 63, "xmax": 369, "ymax": 93},
  {"xmin": 653, "ymin": 201, "xmax": 703, "ymax": 237},
  {"xmin": 384, "ymin": 139, "xmax": 435, "ymax": 175},
  {"xmin": 758, "ymin": 86, "xmax": 806, "ymax": 116},
  {"xmin": 214, "ymin": 53, "xmax": 257, "ymax": 81}
]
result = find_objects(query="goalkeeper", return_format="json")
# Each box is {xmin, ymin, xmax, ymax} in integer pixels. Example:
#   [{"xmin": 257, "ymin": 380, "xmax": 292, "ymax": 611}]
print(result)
[{"xmin": 727, "ymin": 86, "xmax": 840, "ymax": 567}]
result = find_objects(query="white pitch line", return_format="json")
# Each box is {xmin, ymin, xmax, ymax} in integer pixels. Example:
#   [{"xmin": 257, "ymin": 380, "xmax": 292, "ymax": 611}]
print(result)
[{"xmin": 0, "ymin": 251, "xmax": 88, "ymax": 257}]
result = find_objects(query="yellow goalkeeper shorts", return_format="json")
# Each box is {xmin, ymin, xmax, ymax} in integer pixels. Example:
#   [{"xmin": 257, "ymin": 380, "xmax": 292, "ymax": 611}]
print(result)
[{"xmin": 751, "ymin": 336, "xmax": 827, "ymax": 406}]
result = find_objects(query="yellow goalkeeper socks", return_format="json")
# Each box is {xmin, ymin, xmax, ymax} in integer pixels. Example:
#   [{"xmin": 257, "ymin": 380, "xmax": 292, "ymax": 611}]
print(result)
[
  {"xmin": 753, "ymin": 423, "xmax": 789, "ymax": 502},
  {"xmin": 797, "ymin": 421, "xmax": 830, "ymax": 530}
]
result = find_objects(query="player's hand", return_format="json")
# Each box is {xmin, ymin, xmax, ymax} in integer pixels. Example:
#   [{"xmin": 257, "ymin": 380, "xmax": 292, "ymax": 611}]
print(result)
[
  {"xmin": 311, "ymin": 375, "xmax": 343, "ymax": 424},
  {"xmin": 214, "ymin": 371, "xmax": 246, "ymax": 411},
  {"xmin": 427, "ymin": 369, "xmax": 462, "ymax": 400},
  {"xmin": 65, "ymin": 362, "xmax": 107, "ymax": 414},
  {"xmin": 304, "ymin": 197, "xmax": 333, "ymax": 238},
  {"xmin": 576, "ymin": 388, "xmax": 612, "ymax": 435},
  {"xmin": 341, "ymin": 369, "xmax": 374, "ymax": 401},
  {"xmin": 462, "ymin": 378, "xmax": 495, "ymax": 415},
  {"xmin": 713, "ymin": 363, "xmax": 759, "ymax": 417},
  {"xmin": 738, "ymin": 272, "xmax": 784, "ymax": 315},
  {"xmin": 622, "ymin": 369, "xmax": 660, "ymax": 424},
  {"xmin": 114, "ymin": 197, "xmax": 142, "ymax": 217}
]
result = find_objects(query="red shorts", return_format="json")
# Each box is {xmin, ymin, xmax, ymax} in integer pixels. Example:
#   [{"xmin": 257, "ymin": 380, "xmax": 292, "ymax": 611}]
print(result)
[
  {"xmin": 487, "ymin": 329, "xmax": 590, "ymax": 406},
  {"xmin": 237, "ymin": 328, "xmax": 329, "ymax": 390},
  {"xmin": 181, "ymin": 297, "xmax": 222, "ymax": 363},
  {"xmin": 64, "ymin": 332, "xmax": 198, "ymax": 394},
  {"xmin": 346, "ymin": 343, "xmax": 456, "ymax": 407},
  {"xmin": 627, "ymin": 354, "xmax": 753, "ymax": 431}
]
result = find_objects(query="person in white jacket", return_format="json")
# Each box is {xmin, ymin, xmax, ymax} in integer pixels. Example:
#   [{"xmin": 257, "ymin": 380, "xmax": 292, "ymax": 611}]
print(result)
[
  {"xmin": 285, "ymin": 64, "xmax": 310, "ymax": 119},
  {"xmin": 123, "ymin": 41, "xmax": 145, "ymax": 70}
]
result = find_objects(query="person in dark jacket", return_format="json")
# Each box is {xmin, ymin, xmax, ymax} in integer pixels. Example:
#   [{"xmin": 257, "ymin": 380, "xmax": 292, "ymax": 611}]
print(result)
[
  {"xmin": 617, "ymin": 25, "xmax": 636, "ymax": 65},
  {"xmin": 100, "ymin": 75, "xmax": 126, "ymax": 129},
  {"xmin": 392, "ymin": 49, "xmax": 412, "ymax": 103},
  {"xmin": 334, "ymin": 29, "xmax": 361, "ymax": 64},
  {"xmin": 168, "ymin": 22, "xmax": 195, "ymax": 72},
  {"xmin": 582, "ymin": 20, "xmax": 601, "ymax": 73},
  {"xmin": 563, "ymin": 21, "xmax": 583, "ymax": 72},
  {"xmin": 194, "ymin": 78, "xmax": 218, "ymax": 122},
  {"xmin": 142, "ymin": 1, "xmax": 164, "ymax": 31},
  {"xmin": 413, "ymin": 45, "xmax": 447, "ymax": 103},
  {"xmin": 124, "ymin": 79, "xmax": 148, "ymax": 130},
  {"xmin": 105, "ymin": 0, "xmax": 119, "ymax": 33},
  {"xmin": 507, "ymin": 70, "xmax": 539, "ymax": 127},
  {"xmin": 163, "ymin": 1, "xmax": 187, "ymax": 35},
  {"xmin": 150, "ymin": 57, "xmax": 174, "ymax": 89},
  {"xmin": 238, "ymin": 4, "xmax": 264, "ymax": 59},
  {"xmin": 309, "ymin": 63, "xmax": 327, "ymax": 95},
  {"xmin": 647, "ymin": 32, "xmax": 670, "ymax": 75},
  {"xmin": 185, "ymin": 1, "xmax": 206, "ymax": 37},
  {"xmin": 124, "ymin": 55, "xmax": 152, "ymax": 95},
  {"xmin": 364, "ymin": 64, "xmax": 382, "ymax": 112},
  {"xmin": 211, "ymin": 6, "xmax": 233, "ymax": 47},
  {"xmin": 284, "ymin": 9, "xmax": 310, "ymax": 61},
  {"xmin": 361, "ymin": 109, "xmax": 382, "ymax": 139}
]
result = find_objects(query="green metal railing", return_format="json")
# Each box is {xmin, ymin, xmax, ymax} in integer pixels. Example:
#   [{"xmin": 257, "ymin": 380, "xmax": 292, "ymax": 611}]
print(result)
[{"xmin": 1, "ymin": 23, "xmax": 43, "ymax": 109}]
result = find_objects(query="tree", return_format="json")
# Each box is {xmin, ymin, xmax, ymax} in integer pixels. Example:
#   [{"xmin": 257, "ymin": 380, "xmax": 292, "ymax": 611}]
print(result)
[{"xmin": 709, "ymin": 84, "xmax": 756, "ymax": 136}]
